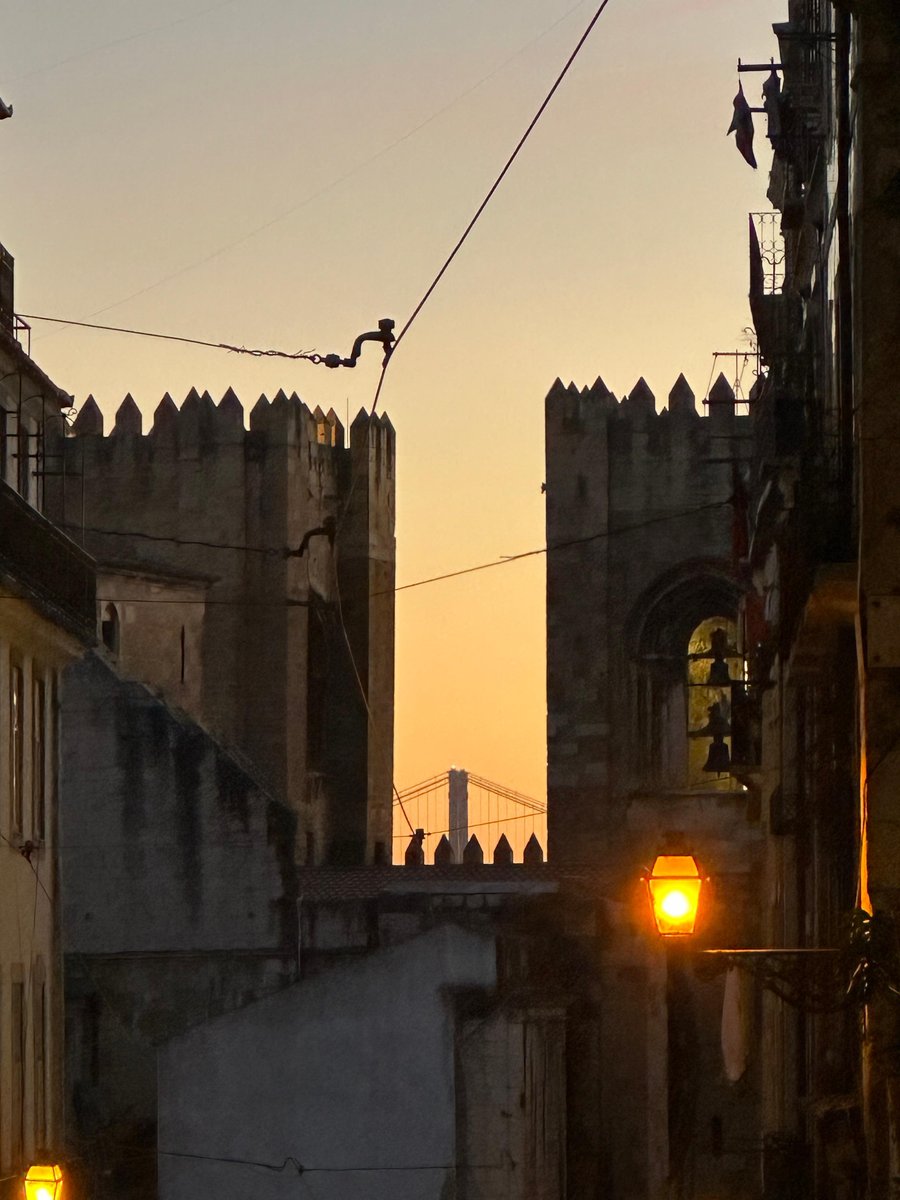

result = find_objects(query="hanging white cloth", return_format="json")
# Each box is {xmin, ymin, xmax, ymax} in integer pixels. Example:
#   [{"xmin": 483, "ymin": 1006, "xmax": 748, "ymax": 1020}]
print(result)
[{"xmin": 721, "ymin": 966, "xmax": 750, "ymax": 1082}]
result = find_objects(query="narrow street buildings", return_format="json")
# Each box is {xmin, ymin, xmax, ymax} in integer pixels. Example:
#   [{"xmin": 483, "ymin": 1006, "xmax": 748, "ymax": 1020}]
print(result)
[
  {"xmin": 541, "ymin": 0, "xmax": 900, "ymax": 1195},
  {"xmin": 0, "ymin": 277, "xmax": 96, "ymax": 1195},
  {"xmin": 1, "ymin": 239, "xmax": 399, "ymax": 1197},
  {"xmin": 44, "ymin": 399, "xmax": 397, "ymax": 1197}
]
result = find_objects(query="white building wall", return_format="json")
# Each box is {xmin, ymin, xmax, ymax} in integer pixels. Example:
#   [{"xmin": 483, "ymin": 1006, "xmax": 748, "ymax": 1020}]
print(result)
[{"xmin": 158, "ymin": 925, "xmax": 498, "ymax": 1200}]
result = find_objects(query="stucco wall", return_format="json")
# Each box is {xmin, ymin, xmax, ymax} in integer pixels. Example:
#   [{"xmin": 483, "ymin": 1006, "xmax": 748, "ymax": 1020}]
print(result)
[
  {"xmin": 158, "ymin": 923, "xmax": 497, "ymax": 1200},
  {"xmin": 0, "ymin": 611, "xmax": 74, "ymax": 1190}
]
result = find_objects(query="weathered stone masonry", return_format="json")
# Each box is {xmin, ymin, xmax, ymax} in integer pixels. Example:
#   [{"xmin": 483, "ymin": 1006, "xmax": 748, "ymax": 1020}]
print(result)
[{"xmin": 45, "ymin": 390, "xmax": 395, "ymax": 866}]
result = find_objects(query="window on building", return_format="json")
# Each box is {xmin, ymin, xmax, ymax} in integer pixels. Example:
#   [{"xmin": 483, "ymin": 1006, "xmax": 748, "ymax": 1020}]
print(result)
[
  {"xmin": 687, "ymin": 617, "xmax": 743, "ymax": 788},
  {"xmin": 631, "ymin": 572, "xmax": 745, "ymax": 792},
  {"xmin": 101, "ymin": 604, "xmax": 120, "ymax": 656},
  {"xmin": 10, "ymin": 663, "xmax": 24, "ymax": 834},
  {"xmin": 33, "ymin": 978, "xmax": 47, "ymax": 1147},
  {"xmin": 33, "ymin": 675, "xmax": 46, "ymax": 842},
  {"xmin": 11, "ymin": 977, "xmax": 24, "ymax": 1162},
  {"xmin": 17, "ymin": 418, "xmax": 31, "ymax": 502}
]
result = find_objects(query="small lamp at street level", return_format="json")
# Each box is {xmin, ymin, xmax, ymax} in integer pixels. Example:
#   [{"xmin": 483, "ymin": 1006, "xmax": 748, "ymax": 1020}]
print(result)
[
  {"xmin": 23, "ymin": 1163, "xmax": 64, "ymax": 1200},
  {"xmin": 644, "ymin": 854, "xmax": 704, "ymax": 937}
]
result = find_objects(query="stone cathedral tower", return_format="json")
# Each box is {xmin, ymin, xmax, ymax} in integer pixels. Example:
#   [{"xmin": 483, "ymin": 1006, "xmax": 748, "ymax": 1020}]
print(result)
[
  {"xmin": 545, "ymin": 371, "xmax": 755, "ymax": 862},
  {"xmin": 544, "ymin": 371, "xmax": 765, "ymax": 1200},
  {"xmin": 45, "ymin": 389, "xmax": 395, "ymax": 866}
]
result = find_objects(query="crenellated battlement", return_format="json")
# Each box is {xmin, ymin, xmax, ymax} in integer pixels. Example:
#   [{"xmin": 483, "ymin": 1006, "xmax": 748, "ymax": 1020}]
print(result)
[
  {"xmin": 403, "ymin": 829, "xmax": 545, "ymax": 867},
  {"xmin": 545, "ymin": 371, "xmax": 753, "ymax": 489},
  {"xmin": 66, "ymin": 389, "xmax": 395, "ymax": 472},
  {"xmin": 546, "ymin": 371, "xmax": 749, "ymax": 427}
]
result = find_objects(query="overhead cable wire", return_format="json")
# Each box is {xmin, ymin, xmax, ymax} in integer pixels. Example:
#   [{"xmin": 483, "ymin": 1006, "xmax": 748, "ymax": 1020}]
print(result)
[
  {"xmin": 10, "ymin": 0, "xmax": 241, "ymax": 83},
  {"xmin": 331, "ymin": 547, "xmax": 416, "ymax": 837},
  {"xmin": 369, "ymin": 0, "xmax": 617, "ymax": 415},
  {"xmin": 381, "ymin": 500, "xmax": 731, "ymax": 596},
  {"xmin": 22, "ymin": 0, "xmax": 613, "ymax": 395},
  {"xmin": 50, "ymin": 0, "xmax": 681, "ymax": 825},
  {"xmin": 0, "ymin": 499, "xmax": 732, "ymax": 607},
  {"xmin": 20, "ymin": 315, "xmax": 321, "ymax": 364},
  {"xmin": 54, "ymin": 520, "xmax": 280, "ymax": 555},
  {"xmin": 22, "ymin": 0, "xmax": 590, "ymax": 335},
  {"xmin": 158, "ymin": 1149, "xmax": 502, "ymax": 1174},
  {"xmin": 0, "ymin": 831, "xmax": 53, "ymax": 906}
]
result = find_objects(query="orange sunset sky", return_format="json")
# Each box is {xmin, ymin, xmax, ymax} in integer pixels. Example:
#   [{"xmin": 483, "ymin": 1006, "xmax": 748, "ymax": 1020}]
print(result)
[{"xmin": 3, "ymin": 0, "xmax": 785, "ymax": 830}]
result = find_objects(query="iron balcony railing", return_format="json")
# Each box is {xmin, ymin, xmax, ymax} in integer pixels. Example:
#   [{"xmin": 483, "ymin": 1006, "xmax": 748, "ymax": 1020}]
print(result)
[{"xmin": 0, "ymin": 479, "xmax": 96, "ymax": 642}]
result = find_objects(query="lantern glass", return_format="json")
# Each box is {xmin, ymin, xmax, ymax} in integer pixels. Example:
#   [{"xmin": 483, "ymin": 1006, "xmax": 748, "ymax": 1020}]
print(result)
[
  {"xmin": 23, "ymin": 1163, "xmax": 63, "ymax": 1200},
  {"xmin": 646, "ymin": 854, "xmax": 702, "ymax": 936}
]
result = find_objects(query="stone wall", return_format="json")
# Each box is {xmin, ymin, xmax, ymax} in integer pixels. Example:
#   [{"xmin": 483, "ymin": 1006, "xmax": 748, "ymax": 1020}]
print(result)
[
  {"xmin": 58, "ymin": 653, "xmax": 299, "ymax": 1198},
  {"xmin": 545, "ymin": 371, "xmax": 752, "ymax": 857},
  {"xmin": 544, "ymin": 371, "xmax": 763, "ymax": 1198},
  {"xmin": 46, "ymin": 392, "xmax": 396, "ymax": 865}
]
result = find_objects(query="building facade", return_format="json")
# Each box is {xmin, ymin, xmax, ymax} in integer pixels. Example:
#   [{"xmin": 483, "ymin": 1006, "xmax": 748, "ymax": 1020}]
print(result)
[
  {"xmin": 158, "ymin": 861, "xmax": 600, "ymax": 1200},
  {"xmin": 39, "ymin": 394, "xmax": 398, "ymax": 1192},
  {"xmin": 541, "ymin": 0, "xmax": 900, "ymax": 1195},
  {"xmin": 741, "ymin": 0, "xmax": 900, "ymax": 1195},
  {"xmin": 0, "ymin": 251, "xmax": 95, "ymax": 1195},
  {"xmin": 1, "ymin": 242, "xmax": 399, "ymax": 1194},
  {"xmin": 545, "ymin": 371, "xmax": 763, "ymax": 1198}
]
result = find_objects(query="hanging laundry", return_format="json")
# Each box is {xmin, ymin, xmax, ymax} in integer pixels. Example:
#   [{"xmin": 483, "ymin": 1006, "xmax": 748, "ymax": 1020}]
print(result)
[{"xmin": 728, "ymin": 82, "xmax": 757, "ymax": 169}]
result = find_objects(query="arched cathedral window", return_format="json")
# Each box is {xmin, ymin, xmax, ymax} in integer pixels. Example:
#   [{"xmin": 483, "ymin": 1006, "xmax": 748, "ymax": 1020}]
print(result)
[{"xmin": 627, "ymin": 566, "xmax": 745, "ymax": 793}]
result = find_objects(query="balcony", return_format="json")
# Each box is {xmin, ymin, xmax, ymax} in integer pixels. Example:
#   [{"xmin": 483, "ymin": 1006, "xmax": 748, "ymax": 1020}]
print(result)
[
  {"xmin": 0, "ymin": 479, "xmax": 96, "ymax": 643},
  {"xmin": 749, "ymin": 211, "xmax": 804, "ymax": 368}
]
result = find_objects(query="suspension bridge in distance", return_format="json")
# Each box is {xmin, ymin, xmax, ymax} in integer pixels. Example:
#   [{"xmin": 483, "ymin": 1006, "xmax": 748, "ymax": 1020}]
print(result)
[{"xmin": 392, "ymin": 768, "xmax": 548, "ymax": 865}]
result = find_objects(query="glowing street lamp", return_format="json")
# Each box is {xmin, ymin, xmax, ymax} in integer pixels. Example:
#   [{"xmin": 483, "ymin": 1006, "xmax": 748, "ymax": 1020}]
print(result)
[
  {"xmin": 641, "ymin": 852, "xmax": 851, "ymax": 1010},
  {"xmin": 23, "ymin": 1163, "xmax": 64, "ymax": 1200},
  {"xmin": 644, "ymin": 854, "xmax": 704, "ymax": 937}
]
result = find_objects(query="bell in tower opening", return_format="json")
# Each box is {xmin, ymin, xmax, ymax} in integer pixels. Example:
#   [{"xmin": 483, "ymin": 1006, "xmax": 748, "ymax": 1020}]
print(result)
[
  {"xmin": 698, "ymin": 700, "xmax": 731, "ymax": 774},
  {"xmin": 687, "ymin": 616, "xmax": 742, "ymax": 788},
  {"xmin": 707, "ymin": 627, "xmax": 733, "ymax": 686}
]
